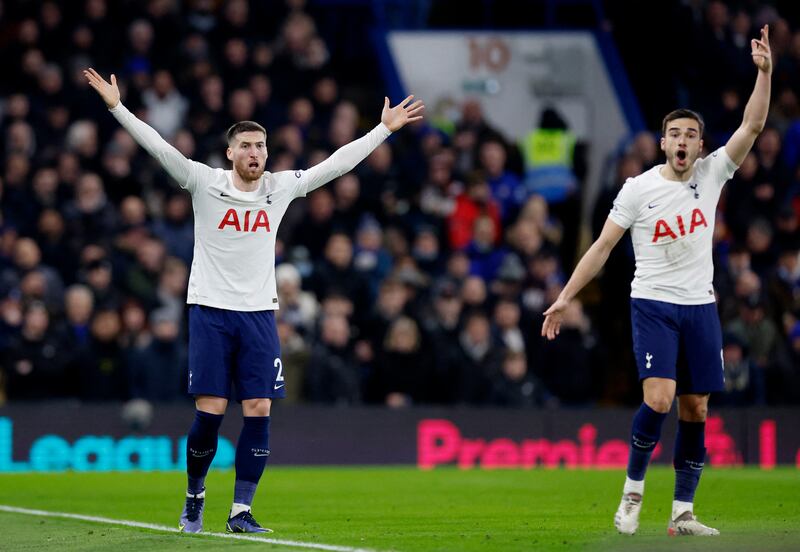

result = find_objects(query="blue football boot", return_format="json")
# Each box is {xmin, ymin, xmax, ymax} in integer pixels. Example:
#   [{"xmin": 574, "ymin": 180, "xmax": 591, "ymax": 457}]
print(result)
[
  {"xmin": 226, "ymin": 510, "xmax": 273, "ymax": 533},
  {"xmin": 179, "ymin": 491, "xmax": 205, "ymax": 533}
]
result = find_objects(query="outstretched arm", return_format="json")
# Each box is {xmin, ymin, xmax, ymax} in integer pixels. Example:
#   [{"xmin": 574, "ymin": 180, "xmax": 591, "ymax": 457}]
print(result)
[
  {"xmin": 541, "ymin": 218, "xmax": 626, "ymax": 340},
  {"xmin": 83, "ymin": 68, "xmax": 198, "ymax": 189},
  {"xmin": 725, "ymin": 25, "xmax": 772, "ymax": 166},
  {"xmin": 301, "ymin": 95, "xmax": 424, "ymax": 193}
]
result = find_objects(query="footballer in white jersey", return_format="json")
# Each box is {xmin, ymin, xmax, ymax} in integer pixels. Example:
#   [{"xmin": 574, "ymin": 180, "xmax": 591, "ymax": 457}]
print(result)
[
  {"xmin": 541, "ymin": 25, "xmax": 773, "ymax": 538},
  {"xmin": 84, "ymin": 68, "xmax": 424, "ymax": 534}
]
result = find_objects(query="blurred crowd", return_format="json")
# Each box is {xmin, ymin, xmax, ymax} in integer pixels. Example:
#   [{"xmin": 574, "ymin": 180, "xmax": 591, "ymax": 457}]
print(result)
[{"xmin": 0, "ymin": 0, "xmax": 798, "ymax": 409}]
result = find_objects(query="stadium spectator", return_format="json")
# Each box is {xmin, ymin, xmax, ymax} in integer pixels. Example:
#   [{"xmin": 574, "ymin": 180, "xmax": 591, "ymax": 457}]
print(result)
[
  {"xmin": 448, "ymin": 309, "xmax": 503, "ymax": 404},
  {"xmin": 492, "ymin": 297, "xmax": 526, "ymax": 354},
  {"xmin": 151, "ymin": 192, "xmax": 194, "ymax": 266},
  {"xmin": 717, "ymin": 331, "xmax": 764, "ymax": 406},
  {"xmin": 142, "ymin": 70, "xmax": 188, "ymax": 140},
  {"xmin": 490, "ymin": 350, "xmax": 547, "ymax": 408},
  {"xmin": 447, "ymin": 171, "xmax": 501, "ymax": 250},
  {"xmin": 1, "ymin": 301, "xmax": 67, "ymax": 400},
  {"xmin": 275, "ymin": 262, "xmax": 318, "ymax": 336},
  {"xmin": 82, "ymin": 257, "xmax": 120, "ymax": 310},
  {"xmin": 465, "ymin": 214, "xmax": 507, "ymax": 282},
  {"xmin": 538, "ymin": 299, "xmax": 599, "ymax": 404},
  {"xmin": 479, "ymin": 138, "xmax": 522, "ymax": 221},
  {"xmin": 71, "ymin": 307, "xmax": 127, "ymax": 400},
  {"xmin": 352, "ymin": 216, "xmax": 393, "ymax": 298},
  {"xmin": 124, "ymin": 236, "xmax": 167, "ymax": 311},
  {"xmin": 126, "ymin": 307, "xmax": 186, "ymax": 402},
  {"xmin": 63, "ymin": 172, "xmax": 118, "ymax": 249},
  {"xmin": 305, "ymin": 313, "xmax": 361, "ymax": 404},
  {"xmin": 725, "ymin": 295, "xmax": 786, "ymax": 386},
  {"xmin": 371, "ymin": 315, "xmax": 431, "ymax": 406},
  {"xmin": 307, "ymin": 231, "xmax": 371, "ymax": 323},
  {"xmin": 289, "ymin": 187, "xmax": 335, "ymax": 258}
]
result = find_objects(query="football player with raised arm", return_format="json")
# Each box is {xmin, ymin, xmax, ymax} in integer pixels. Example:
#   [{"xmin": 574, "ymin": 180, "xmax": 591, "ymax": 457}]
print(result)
[
  {"xmin": 84, "ymin": 68, "xmax": 423, "ymax": 534},
  {"xmin": 541, "ymin": 26, "xmax": 772, "ymax": 536}
]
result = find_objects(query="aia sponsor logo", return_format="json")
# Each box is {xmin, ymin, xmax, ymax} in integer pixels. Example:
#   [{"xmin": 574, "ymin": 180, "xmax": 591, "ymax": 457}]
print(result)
[
  {"xmin": 217, "ymin": 208, "xmax": 271, "ymax": 232},
  {"xmin": 652, "ymin": 208, "xmax": 707, "ymax": 242}
]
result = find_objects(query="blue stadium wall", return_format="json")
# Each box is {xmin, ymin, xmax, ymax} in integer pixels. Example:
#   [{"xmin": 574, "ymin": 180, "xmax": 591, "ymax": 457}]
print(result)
[{"xmin": 0, "ymin": 405, "xmax": 797, "ymax": 472}]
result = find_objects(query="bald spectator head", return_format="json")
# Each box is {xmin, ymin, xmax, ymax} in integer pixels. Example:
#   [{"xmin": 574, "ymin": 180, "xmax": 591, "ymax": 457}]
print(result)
[
  {"xmin": 320, "ymin": 314, "xmax": 350, "ymax": 348},
  {"xmin": 129, "ymin": 19, "xmax": 154, "ymax": 54},
  {"xmin": 461, "ymin": 275, "xmax": 487, "ymax": 307},
  {"xmin": 120, "ymin": 196, "xmax": 148, "ymax": 227},
  {"xmin": 276, "ymin": 263, "xmax": 302, "ymax": 297},
  {"xmin": 7, "ymin": 121, "xmax": 36, "ymax": 157},
  {"xmin": 65, "ymin": 284, "xmax": 94, "ymax": 325},
  {"xmin": 136, "ymin": 237, "xmax": 167, "ymax": 273},
  {"xmin": 229, "ymin": 88, "xmax": 256, "ymax": 121},
  {"xmin": 13, "ymin": 238, "xmax": 42, "ymax": 271},
  {"xmin": 66, "ymin": 120, "xmax": 98, "ymax": 158},
  {"xmin": 324, "ymin": 233, "xmax": 353, "ymax": 269},
  {"xmin": 289, "ymin": 97, "xmax": 314, "ymax": 127},
  {"xmin": 75, "ymin": 172, "xmax": 107, "ymax": 212}
]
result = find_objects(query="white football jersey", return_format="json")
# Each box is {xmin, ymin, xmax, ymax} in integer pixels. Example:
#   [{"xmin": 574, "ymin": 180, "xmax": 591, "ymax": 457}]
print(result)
[
  {"xmin": 608, "ymin": 147, "xmax": 738, "ymax": 305},
  {"xmin": 111, "ymin": 103, "xmax": 391, "ymax": 311}
]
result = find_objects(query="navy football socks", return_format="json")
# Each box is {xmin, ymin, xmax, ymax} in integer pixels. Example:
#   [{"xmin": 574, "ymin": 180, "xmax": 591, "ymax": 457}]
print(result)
[
  {"xmin": 186, "ymin": 410, "xmax": 224, "ymax": 495},
  {"xmin": 673, "ymin": 420, "xmax": 706, "ymax": 503},
  {"xmin": 233, "ymin": 416, "xmax": 271, "ymax": 507},
  {"xmin": 626, "ymin": 402, "xmax": 667, "ymax": 482}
]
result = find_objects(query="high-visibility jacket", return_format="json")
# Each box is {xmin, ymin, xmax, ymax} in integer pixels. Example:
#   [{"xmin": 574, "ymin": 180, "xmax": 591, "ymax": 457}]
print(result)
[{"xmin": 519, "ymin": 129, "xmax": 577, "ymax": 203}]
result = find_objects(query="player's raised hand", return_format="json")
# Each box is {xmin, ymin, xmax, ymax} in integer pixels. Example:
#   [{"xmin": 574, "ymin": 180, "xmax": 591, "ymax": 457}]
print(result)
[
  {"xmin": 83, "ymin": 68, "xmax": 121, "ymax": 109},
  {"xmin": 751, "ymin": 24, "xmax": 772, "ymax": 73},
  {"xmin": 541, "ymin": 297, "xmax": 570, "ymax": 341},
  {"xmin": 381, "ymin": 95, "xmax": 425, "ymax": 132}
]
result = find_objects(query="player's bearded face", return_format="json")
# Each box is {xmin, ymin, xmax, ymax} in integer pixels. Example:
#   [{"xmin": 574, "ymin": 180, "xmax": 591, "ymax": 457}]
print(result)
[
  {"xmin": 661, "ymin": 118, "xmax": 702, "ymax": 175},
  {"xmin": 228, "ymin": 131, "xmax": 268, "ymax": 182}
]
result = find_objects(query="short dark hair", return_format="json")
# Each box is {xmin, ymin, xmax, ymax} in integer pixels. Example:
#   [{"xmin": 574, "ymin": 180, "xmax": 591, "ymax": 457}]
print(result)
[
  {"xmin": 661, "ymin": 109, "xmax": 704, "ymax": 137},
  {"xmin": 226, "ymin": 121, "xmax": 267, "ymax": 144}
]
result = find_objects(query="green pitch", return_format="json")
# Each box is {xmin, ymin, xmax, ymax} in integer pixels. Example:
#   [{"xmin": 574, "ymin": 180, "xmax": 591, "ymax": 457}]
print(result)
[{"xmin": 0, "ymin": 467, "xmax": 798, "ymax": 551}]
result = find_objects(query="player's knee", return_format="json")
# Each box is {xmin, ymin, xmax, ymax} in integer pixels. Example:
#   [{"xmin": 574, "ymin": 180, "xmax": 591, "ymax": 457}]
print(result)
[
  {"xmin": 196, "ymin": 395, "xmax": 227, "ymax": 415},
  {"xmin": 243, "ymin": 398, "xmax": 271, "ymax": 417},
  {"xmin": 645, "ymin": 395, "xmax": 673, "ymax": 413},
  {"xmin": 683, "ymin": 401, "xmax": 707, "ymax": 421}
]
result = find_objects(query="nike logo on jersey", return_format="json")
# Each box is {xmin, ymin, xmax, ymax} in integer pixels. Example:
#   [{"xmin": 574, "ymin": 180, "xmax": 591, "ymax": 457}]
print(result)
[
  {"xmin": 648, "ymin": 203, "xmax": 659, "ymax": 209},
  {"xmin": 220, "ymin": 192, "xmax": 230, "ymax": 197},
  {"xmin": 274, "ymin": 384, "xmax": 284, "ymax": 390}
]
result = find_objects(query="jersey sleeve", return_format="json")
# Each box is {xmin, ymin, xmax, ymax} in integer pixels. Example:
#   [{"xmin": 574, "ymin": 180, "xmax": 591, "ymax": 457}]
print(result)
[
  {"xmin": 608, "ymin": 178, "xmax": 639, "ymax": 229},
  {"xmin": 109, "ymin": 102, "xmax": 209, "ymax": 194},
  {"xmin": 695, "ymin": 146, "xmax": 738, "ymax": 189},
  {"xmin": 282, "ymin": 123, "xmax": 392, "ymax": 199}
]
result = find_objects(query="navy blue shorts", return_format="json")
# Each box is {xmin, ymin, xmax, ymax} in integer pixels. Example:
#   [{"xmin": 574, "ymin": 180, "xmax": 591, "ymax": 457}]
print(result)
[
  {"xmin": 630, "ymin": 299, "xmax": 724, "ymax": 395},
  {"xmin": 188, "ymin": 305, "xmax": 286, "ymax": 401}
]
